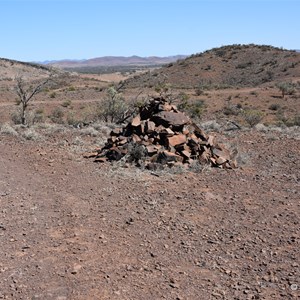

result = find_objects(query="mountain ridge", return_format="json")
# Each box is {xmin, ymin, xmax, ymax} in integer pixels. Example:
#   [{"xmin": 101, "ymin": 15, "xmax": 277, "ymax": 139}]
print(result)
[{"xmin": 40, "ymin": 55, "xmax": 187, "ymax": 68}]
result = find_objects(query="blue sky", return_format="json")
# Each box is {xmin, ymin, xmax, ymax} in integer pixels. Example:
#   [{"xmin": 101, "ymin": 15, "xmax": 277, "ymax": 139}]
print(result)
[{"xmin": 1, "ymin": 0, "xmax": 299, "ymax": 62}]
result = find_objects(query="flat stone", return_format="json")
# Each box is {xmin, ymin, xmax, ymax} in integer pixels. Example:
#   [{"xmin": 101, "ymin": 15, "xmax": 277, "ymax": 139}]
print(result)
[
  {"xmin": 161, "ymin": 128, "xmax": 174, "ymax": 136},
  {"xmin": 181, "ymin": 150, "xmax": 191, "ymax": 159},
  {"xmin": 207, "ymin": 135, "xmax": 216, "ymax": 147},
  {"xmin": 132, "ymin": 134, "xmax": 141, "ymax": 143},
  {"xmin": 168, "ymin": 134, "xmax": 187, "ymax": 147},
  {"xmin": 146, "ymin": 120, "xmax": 156, "ymax": 133},
  {"xmin": 216, "ymin": 156, "xmax": 227, "ymax": 165},
  {"xmin": 212, "ymin": 146, "xmax": 231, "ymax": 160},
  {"xmin": 83, "ymin": 152, "xmax": 98, "ymax": 158},
  {"xmin": 146, "ymin": 145, "xmax": 158, "ymax": 155},
  {"xmin": 151, "ymin": 111, "xmax": 190, "ymax": 127}
]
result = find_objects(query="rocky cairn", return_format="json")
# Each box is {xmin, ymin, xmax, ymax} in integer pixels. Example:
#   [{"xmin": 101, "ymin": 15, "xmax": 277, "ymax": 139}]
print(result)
[{"xmin": 84, "ymin": 97, "xmax": 237, "ymax": 169}]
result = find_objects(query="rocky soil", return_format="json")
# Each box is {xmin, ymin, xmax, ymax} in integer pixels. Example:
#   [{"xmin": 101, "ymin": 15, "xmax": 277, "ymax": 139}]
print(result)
[{"xmin": 0, "ymin": 126, "xmax": 299, "ymax": 299}]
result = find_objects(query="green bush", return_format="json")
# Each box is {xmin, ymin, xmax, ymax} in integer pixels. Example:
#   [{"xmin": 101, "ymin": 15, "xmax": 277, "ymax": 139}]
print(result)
[
  {"xmin": 178, "ymin": 99, "xmax": 205, "ymax": 120},
  {"xmin": 97, "ymin": 87, "xmax": 129, "ymax": 123},
  {"xmin": 242, "ymin": 109, "xmax": 264, "ymax": 127}
]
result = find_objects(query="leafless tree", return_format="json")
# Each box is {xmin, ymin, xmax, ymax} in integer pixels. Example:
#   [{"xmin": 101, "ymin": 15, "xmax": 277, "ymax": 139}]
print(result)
[{"xmin": 14, "ymin": 75, "xmax": 53, "ymax": 125}]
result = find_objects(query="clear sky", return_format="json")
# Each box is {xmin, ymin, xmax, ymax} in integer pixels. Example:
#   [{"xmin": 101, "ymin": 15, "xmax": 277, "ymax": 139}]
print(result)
[{"xmin": 1, "ymin": 0, "xmax": 299, "ymax": 62}]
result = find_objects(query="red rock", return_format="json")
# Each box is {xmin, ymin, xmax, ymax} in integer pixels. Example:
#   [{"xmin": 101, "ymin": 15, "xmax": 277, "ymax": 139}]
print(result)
[
  {"xmin": 161, "ymin": 128, "xmax": 174, "ymax": 136},
  {"xmin": 83, "ymin": 152, "xmax": 99, "ymax": 158},
  {"xmin": 132, "ymin": 134, "xmax": 141, "ymax": 143},
  {"xmin": 131, "ymin": 115, "xmax": 141, "ymax": 127},
  {"xmin": 151, "ymin": 111, "xmax": 190, "ymax": 127},
  {"xmin": 146, "ymin": 145, "xmax": 158, "ymax": 155},
  {"xmin": 216, "ymin": 156, "xmax": 227, "ymax": 165},
  {"xmin": 191, "ymin": 123, "xmax": 208, "ymax": 141},
  {"xmin": 181, "ymin": 150, "xmax": 191, "ymax": 159},
  {"xmin": 168, "ymin": 134, "xmax": 187, "ymax": 147},
  {"xmin": 207, "ymin": 135, "xmax": 216, "ymax": 147},
  {"xmin": 145, "ymin": 120, "xmax": 156, "ymax": 133},
  {"xmin": 118, "ymin": 137, "xmax": 128, "ymax": 145}
]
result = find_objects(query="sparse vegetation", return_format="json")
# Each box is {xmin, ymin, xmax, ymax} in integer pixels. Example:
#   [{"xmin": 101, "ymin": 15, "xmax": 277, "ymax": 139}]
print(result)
[
  {"xmin": 0, "ymin": 123, "xmax": 18, "ymax": 136},
  {"xmin": 269, "ymin": 103, "xmax": 281, "ymax": 111},
  {"xmin": 61, "ymin": 99, "xmax": 72, "ymax": 108},
  {"xmin": 275, "ymin": 82, "xmax": 296, "ymax": 98},
  {"xmin": 97, "ymin": 87, "xmax": 132, "ymax": 124},
  {"xmin": 242, "ymin": 109, "xmax": 264, "ymax": 127},
  {"xmin": 49, "ymin": 107, "xmax": 65, "ymax": 124},
  {"xmin": 178, "ymin": 99, "xmax": 206, "ymax": 120}
]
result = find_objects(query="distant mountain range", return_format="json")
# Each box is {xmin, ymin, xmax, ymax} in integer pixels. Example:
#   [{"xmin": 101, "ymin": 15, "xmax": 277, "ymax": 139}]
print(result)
[{"xmin": 39, "ymin": 55, "xmax": 187, "ymax": 68}]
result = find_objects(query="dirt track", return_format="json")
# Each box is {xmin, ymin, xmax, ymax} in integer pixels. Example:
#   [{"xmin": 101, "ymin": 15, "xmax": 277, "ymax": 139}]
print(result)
[{"xmin": 0, "ymin": 129, "xmax": 299, "ymax": 299}]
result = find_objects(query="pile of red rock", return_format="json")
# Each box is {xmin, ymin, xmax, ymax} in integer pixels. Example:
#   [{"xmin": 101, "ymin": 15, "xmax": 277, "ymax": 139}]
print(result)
[{"xmin": 84, "ymin": 97, "xmax": 237, "ymax": 169}]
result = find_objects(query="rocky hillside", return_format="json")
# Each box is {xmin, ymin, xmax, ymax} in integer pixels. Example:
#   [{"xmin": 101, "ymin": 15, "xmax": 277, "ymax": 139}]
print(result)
[
  {"xmin": 124, "ymin": 44, "xmax": 300, "ymax": 89},
  {"xmin": 0, "ymin": 58, "xmax": 64, "ymax": 82}
]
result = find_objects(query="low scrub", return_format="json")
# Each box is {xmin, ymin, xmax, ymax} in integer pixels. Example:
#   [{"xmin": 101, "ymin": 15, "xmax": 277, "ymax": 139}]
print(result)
[{"xmin": 242, "ymin": 109, "xmax": 264, "ymax": 127}]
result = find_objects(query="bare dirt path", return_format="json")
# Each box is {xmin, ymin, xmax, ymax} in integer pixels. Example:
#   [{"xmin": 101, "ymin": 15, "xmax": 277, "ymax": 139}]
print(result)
[{"xmin": 0, "ymin": 131, "xmax": 299, "ymax": 299}]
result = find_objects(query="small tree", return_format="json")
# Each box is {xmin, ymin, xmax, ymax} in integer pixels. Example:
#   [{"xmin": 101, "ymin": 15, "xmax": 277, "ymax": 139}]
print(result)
[
  {"xmin": 276, "ymin": 82, "xmax": 296, "ymax": 98},
  {"xmin": 14, "ymin": 75, "xmax": 52, "ymax": 125},
  {"xmin": 98, "ymin": 86, "xmax": 143, "ymax": 124},
  {"xmin": 98, "ymin": 87, "xmax": 128, "ymax": 123}
]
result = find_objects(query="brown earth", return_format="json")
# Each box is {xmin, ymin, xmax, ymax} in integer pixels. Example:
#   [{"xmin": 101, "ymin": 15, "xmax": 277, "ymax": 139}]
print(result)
[
  {"xmin": 0, "ymin": 45, "xmax": 300, "ymax": 299},
  {"xmin": 0, "ymin": 125, "xmax": 299, "ymax": 300}
]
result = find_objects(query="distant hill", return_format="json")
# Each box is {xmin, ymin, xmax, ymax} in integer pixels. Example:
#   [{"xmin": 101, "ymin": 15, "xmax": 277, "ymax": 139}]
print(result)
[
  {"xmin": 43, "ymin": 55, "xmax": 187, "ymax": 68},
  {"xmin": 123, "ymin": 44, "xmax": 300, "ymax": 89},
  {"xmin": 0, "ymin": 57, "xmax": 64, "ymax": 81}
]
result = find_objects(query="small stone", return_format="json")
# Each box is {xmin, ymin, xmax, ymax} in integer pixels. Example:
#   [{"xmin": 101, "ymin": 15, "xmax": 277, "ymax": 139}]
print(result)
[{"xmin": 70, "ymin": 264, "xmax": 82, "ymax": 274}]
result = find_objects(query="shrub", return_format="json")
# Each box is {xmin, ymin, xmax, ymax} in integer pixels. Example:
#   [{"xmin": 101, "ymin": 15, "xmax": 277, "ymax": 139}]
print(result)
[
  {"xmin": 97, "ymin": 87, "xmax": 129, "ymax": 123},
  {"xmin": 242, "ymin": 109, "xmax": 264, "ymax": 127},
  {"xmin": 79, "ymin": 127, "xmax": 99, "ymax": 137},
  {"xmin": 222, "ymin": 104, "xmax": 240, "ymax": 116},
  {"xmin": 293, "ymin": 115, "xmax": 300, "ymax": 126},
  {"xmin": 178, "ymin": 99, "xmax": 205, "ymax": 120},
  {"xmin": 68, "ymin": 86, "xmax": 76, "ymax": 92},
  {"xmin": 49, "ymin": 107, "xmax": 65, "ymax": 124},
  {"xmin": 200, "ymin": 120, "xmax": 222, "ymax": 132},
  {"xmin": 276, "ymin": 82, "xmax": 296, "ymax": 98},
  {"xmin": 126, "ymin": 143, "xmax": 147, "ymax": 164},
  {"xmin": 21, "ymin": 129, "xmax": 44, "ymax": 141},
  {"xmin": 49, "ymin": 92, "xmax": 56, "ymax": 98},
  {"xmin": 61, "ymin": 99, "xmax": 72, "ymax": 108},
  {"xmin": 0, "ymin": 123, "xmax": 18, "ymax": 136},
  {"xmin": 11, "ymin": 108, "xmax": 23, "ymax": 125},
  {"xmin": 29, "ymin": 109, "xmax": 45, "ymax": 125},
  {"xmin": 269, "ymin": 104, "xmax": 281, "ymax": 111}
]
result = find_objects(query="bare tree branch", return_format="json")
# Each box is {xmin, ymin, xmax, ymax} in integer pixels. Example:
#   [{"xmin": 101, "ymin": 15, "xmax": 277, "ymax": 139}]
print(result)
[{"xmin": 14, "ymin": 75, "xmax": 53, "ymax": 125}]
